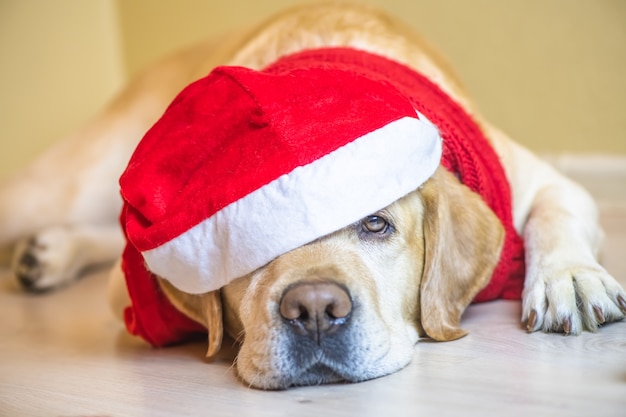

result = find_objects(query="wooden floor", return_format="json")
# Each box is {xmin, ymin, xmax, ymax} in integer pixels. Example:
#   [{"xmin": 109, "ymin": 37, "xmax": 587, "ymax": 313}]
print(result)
[{"xmin": 1, "ymin": 183, "xmax": 625, "ymax": 417}]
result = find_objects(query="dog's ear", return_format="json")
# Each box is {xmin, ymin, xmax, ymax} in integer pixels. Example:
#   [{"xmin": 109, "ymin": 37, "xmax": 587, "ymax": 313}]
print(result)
[
  {"xmin": 202, "ymin": 291, "xmax": 224, "ymax": 359},
  {"xmin": 158, "ymin": 279, "xmax": 223, "ymax": 359},
  {"xmin": 418, "ymin": 167, "xmax": 504, "ymax": 341}
]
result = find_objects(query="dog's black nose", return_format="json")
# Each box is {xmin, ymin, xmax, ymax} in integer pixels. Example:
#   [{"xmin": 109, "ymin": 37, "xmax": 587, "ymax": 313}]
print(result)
[{"xmin": 279, "ymin": 281, "xmax": 352, "ymax": 342}]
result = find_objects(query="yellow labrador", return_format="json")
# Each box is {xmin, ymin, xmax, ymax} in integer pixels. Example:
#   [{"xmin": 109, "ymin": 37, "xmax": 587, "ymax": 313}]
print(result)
[{"xmin": 1, "ymin": 3, "xmax": 624, "ymax": 390}]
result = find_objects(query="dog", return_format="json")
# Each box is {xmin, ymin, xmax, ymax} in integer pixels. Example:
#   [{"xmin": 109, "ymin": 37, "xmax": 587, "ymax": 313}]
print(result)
[{"xmin": 1, "ymin": 3, "xmax": 624, "ymax": 390}]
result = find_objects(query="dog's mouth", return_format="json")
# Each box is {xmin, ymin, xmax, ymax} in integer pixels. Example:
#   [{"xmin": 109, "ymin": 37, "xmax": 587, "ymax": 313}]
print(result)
[
  {"xmin": 267, "ymin": 354, "xmax": 363, "ymax": 389},
  {"xmin": 261, "ymin": 346, "xmax": 397, "ymax": 390},
  {"xmin": 259, "ymin": 327, "xmax": 393, "ymax": 390}
]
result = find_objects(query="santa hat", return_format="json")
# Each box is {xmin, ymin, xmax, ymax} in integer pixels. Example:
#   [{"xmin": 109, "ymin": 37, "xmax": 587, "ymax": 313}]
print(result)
[{"xmin": 119, "ymin": 64, "xmax": 442, "ymax": 294}]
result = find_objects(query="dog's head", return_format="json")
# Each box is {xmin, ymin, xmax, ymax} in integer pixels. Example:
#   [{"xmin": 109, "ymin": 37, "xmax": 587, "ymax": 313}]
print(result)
[{"xmin": 158, "ymin": 167, "xmax": 504, "ymax": 389}]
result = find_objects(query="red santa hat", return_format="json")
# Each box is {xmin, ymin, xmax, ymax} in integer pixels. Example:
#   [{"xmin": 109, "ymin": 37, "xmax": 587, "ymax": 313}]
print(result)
[{"xmin": 119, "ymin": 64, "xmax": 442, "ymax": 294}]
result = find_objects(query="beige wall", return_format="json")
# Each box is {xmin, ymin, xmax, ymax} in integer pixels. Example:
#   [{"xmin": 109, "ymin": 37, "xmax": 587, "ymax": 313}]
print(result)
[
  {"xmin": 0, "ymin": 0, "xmax": 124, "ymax": 180},
  {"xmin": 2, "ymin": 0, "xmax": 625, "ymax": 180}
]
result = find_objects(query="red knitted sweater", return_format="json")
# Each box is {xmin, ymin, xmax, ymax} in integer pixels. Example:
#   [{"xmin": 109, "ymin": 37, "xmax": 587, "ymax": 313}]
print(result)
[{"xmin": 121, "ymin": 47, "xmax": 526, "ymax": 347}]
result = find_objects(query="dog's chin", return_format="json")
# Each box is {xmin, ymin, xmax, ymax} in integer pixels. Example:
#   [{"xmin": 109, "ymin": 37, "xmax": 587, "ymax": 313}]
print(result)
[
  {"xmin": 287, "ymin": 364, "xmax": 348, "ymax": 389},
  {"xmin": 242, "ymin": 364, "xmax": 351, "ymax": 391},
  {"xmin": 238, "ymin": 353, "xmax": 409, "ymax": 390}
]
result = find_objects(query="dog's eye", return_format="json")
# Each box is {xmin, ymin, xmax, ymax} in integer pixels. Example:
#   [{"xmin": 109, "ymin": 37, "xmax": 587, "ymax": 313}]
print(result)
[{"xmin": 362, "ymin": 215, "xmax": 389, "ymax": 234}]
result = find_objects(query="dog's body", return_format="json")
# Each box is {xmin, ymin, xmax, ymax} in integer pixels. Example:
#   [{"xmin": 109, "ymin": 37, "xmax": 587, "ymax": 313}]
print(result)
[{"xmin": 1, "ymin": 3, "xmax": 624, "ymax": 389}]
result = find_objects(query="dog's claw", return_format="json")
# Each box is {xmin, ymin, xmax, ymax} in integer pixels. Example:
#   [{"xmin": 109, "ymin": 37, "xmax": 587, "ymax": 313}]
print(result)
[
  {"xmin": 526, "ymin": 309, "xmax": 537, "ymax": 332},
  {"xmin": 562, "ymin": 316, "xmax": 572, "ymax": 335},
  {"xmin": 592, "ymin": 305, "xmax": 605, "ymax": 324},
  {"xmin": 617, "ymin": 295, "xmax": 626, "ymax": 314}
]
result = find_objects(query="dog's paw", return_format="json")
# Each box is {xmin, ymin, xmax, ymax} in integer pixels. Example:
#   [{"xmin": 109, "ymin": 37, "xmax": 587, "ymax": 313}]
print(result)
[
  {"xmin": 522, "ymin": 262, "xmax": 626, "ymax": 334},
  {"xmin": 11, "ymin": 226, "xmax": 82, "ymax": 293}
]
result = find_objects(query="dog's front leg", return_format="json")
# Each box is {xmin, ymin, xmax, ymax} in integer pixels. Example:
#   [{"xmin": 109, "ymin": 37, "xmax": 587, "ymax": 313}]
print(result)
[
  {"xmin": 521, "ymin": 172, "xmax": 626, "ymax": 334},
  {"xmin": 11, "ymin": 224, "xmax": 124, "ymax": 292},
  {"xmin": 485, "ymin": 124, "xmax": 626, "ymax": 334}
]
